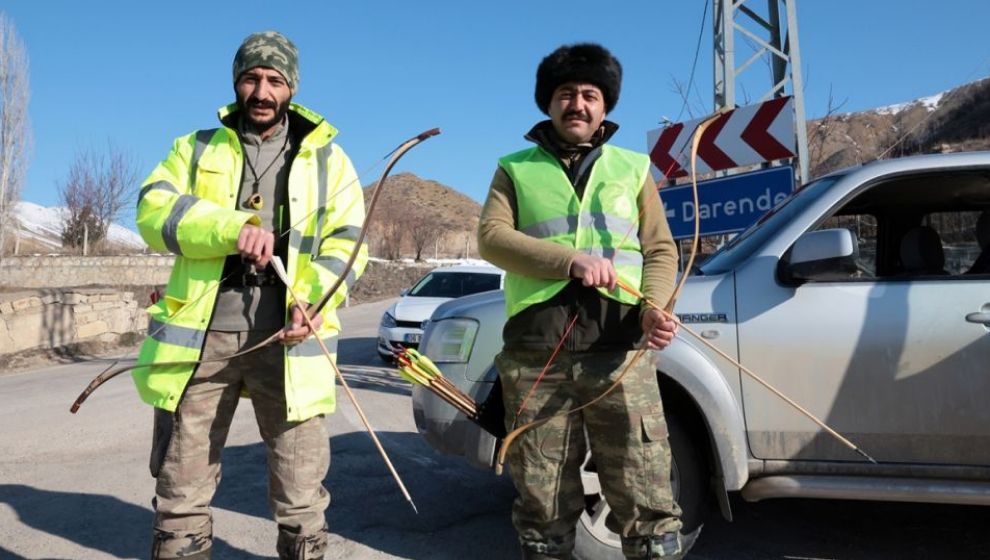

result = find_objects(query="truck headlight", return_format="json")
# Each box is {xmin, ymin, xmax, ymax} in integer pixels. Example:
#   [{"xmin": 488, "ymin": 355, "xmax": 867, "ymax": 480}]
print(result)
[{"xmin": 421, "ymin": 318, "xmax": 479, "ymax": 363}]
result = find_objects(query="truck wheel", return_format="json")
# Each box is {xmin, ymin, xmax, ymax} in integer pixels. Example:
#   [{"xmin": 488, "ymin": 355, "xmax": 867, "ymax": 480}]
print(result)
[{"xmin": 574, "ymin": 411, "xmax": 708, "ymax": 559}]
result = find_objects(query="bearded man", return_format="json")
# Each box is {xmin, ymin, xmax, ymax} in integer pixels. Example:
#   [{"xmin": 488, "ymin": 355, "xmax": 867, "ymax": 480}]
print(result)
[{"xmin": 134, "ymin": 31, "xmax": 367, "ymax": 560}]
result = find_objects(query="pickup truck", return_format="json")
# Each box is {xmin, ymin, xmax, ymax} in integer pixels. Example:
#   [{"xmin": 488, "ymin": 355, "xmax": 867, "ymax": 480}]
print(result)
[{"xmin": 412, "ymin": 152, "xmax": 990, "ymax": 559}]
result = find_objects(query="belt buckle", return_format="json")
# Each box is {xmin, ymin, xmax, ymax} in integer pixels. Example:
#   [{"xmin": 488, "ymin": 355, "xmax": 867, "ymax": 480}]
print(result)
[{"xmin": 242, "ymin": 271, "xmax": 263, "ymax": 287}]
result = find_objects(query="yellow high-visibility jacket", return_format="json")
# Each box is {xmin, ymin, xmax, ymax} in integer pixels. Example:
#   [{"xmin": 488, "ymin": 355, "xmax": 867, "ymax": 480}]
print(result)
[
  {"xmin": 134, "ymin": 102, "xmax": 368, "ymax": 421},
  {"xmin": 498, "ymin": 145, "xmax": 647, "ymax": 318}
]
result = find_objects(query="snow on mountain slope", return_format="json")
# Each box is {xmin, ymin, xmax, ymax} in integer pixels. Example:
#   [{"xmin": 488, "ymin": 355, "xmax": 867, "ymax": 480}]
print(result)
[{"xmin": 12, "ymin": 201, "xmax": 145, "ymax": 249}]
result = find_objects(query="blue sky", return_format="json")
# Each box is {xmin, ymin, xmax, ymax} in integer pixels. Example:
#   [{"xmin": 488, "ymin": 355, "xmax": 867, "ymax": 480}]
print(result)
[{"xmin": 5, "ymin": 0, "xmax": 990, "ymax": 228}]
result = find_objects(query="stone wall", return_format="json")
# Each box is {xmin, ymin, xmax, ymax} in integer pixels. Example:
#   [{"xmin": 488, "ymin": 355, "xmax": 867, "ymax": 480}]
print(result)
[
  {"xmin": 0, "ymin": 255, "xmax": 174, "ymax": 289},
  {"xmin": 0, "ymin": 256, "xmax": 437, "ymax": 360},
  {"xmin": 0, "ymin": 289, "xmax": 147, "ymax": 357}
]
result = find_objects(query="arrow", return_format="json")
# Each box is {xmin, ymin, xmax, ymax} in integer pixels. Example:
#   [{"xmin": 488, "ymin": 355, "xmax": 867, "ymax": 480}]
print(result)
[
  {"xmin": 648, "ymin": 97, "xmax": 795, "ymax": 177},
  {"xmin": 696, "ymin": 111, "xmax": 735, "ymax": 171},
  {"xmin": 271, "ymin": 256, "xmax": 420, "ymax": 514},
  {"xmin": 396, "ymin": 348, "xmax": 479, "ymax": 419},
  {"xmin": 649, "ymin": 122, "xmax": 687, "ymax": 178},
  {"xmin": 741, "ymin": 96, "xmax": 793, "ymax": 161}
]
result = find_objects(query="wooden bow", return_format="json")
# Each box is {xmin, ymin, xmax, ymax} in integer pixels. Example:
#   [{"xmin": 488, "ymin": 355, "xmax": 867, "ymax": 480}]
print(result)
[
  {"xmin": 495, "ymin": 109, "xmax": 876, "ymax": 473},
  {"xmin": 71, "ymin": 128, "xmax": 441, "ymax": 413},
  {"xmin": 494, "ymin": 112, "xmax": 724, "ymax": 475}
]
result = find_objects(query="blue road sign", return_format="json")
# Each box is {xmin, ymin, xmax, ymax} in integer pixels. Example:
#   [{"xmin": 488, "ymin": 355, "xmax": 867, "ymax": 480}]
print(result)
[{"xmin": 659, "ymin": 166, "xmax": 794, "ymax": 239}]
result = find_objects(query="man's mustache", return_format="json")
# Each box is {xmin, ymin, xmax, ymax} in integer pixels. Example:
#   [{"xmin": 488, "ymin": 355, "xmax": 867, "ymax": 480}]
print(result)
[
  {"xmin": 563, "ymin": 110, "xmax": 589, "ymax": 122},
  {"xmin": 248, "ymin": 99, "xmax": 277, "ymax": 109}
]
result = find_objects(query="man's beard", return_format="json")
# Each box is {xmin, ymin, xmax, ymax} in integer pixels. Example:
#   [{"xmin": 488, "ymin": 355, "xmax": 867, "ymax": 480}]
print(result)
[{"xmin": 239, "ymin": 97, "xmax": 291, "ymax": 132}]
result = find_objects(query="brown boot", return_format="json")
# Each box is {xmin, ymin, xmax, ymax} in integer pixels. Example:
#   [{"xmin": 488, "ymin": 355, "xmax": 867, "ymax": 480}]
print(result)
[
  {"xmin": 621, "ymin": 532, "xmax": 683, "ymax": 560},
  {"xmin": 276, "ymin": 527, "xmax": 329, "ymax": 560},
  {"xmin": 151, "ymin": 529, "xmax": 212, "ymax": 559}
]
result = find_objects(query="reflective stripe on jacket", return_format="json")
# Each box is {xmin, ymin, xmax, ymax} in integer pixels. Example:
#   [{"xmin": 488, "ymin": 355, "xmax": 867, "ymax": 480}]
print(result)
[
  {"xmin": 498, "ymin": 144, "xmax": 647, "ymax": 318},
  {"xmin": 134, "ymin": 102, "xmax": 368, "ymax": 421}
]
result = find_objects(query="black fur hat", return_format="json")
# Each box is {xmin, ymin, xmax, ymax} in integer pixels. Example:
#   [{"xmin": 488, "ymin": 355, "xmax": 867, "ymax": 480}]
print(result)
[{"xmin": 535, "ymin": 43, "xmax": 622, "ymax": 115}]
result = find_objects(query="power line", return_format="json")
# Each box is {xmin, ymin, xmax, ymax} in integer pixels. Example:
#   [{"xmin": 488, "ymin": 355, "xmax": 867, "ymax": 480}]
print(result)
[{"xmin": 675, "ymin": 0, "xmax": 710, "ymax": 123}]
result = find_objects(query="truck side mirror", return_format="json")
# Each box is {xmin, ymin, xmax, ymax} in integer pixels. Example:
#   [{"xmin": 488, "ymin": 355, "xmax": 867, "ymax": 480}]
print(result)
[{"xmin": 779, "ymin": 228, "xmax": 860, "ymax": 284}]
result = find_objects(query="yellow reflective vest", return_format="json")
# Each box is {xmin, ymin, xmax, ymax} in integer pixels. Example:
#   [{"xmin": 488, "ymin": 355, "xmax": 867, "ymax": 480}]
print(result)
[
  {"xmin": 134, "ymin": 102, "xmax": 368, "ymax": 421},
  {"xmin": 498, "ymin": 144, "xmax": 647, "ymax": 318}
]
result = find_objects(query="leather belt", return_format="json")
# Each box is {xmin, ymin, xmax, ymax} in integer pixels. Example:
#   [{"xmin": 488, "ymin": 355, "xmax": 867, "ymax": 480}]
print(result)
[{"xmin": 220, "ymin": 270, "xmax": 280, "ymax": 288}]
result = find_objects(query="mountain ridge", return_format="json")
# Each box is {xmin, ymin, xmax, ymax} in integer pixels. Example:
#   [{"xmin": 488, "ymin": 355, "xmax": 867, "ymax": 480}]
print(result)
[{"xmin": 808, "ymin": 76, "xmax": 990, "ymax": 177}]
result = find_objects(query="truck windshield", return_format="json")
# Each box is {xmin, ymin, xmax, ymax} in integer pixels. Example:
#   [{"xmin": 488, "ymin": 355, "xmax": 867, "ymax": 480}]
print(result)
[{"xmin": 700, "ymin": 174, "xmax": 844, "ymax": 274}]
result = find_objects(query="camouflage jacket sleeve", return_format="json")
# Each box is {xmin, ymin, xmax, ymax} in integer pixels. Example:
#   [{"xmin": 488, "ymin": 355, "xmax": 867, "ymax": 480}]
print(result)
[{"xmin": 639, "ymin": 177, "xmax": 680, "ymax": 313}]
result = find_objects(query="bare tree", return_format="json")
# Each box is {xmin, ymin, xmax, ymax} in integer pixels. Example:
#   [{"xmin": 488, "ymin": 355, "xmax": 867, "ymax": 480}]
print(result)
[
  {"xmin": 377, "ymin": 221, "xmax": 407, "ymax": 260},
  {"xmin": 409, "ymin": 221, "xmax": 449, "ymax": 262},
  {"xmin": 370, "ymin": 196, "xmax": 410, "ymax": 260},
  {"xmin": 808, "ymin": 86, "xmax": 848, "ymax": 178},
  {"xmin": 58, "ymin": 142, "xmax": 139, "ymax": 252},
  {"xmin": 0, "ymin": 12, "xmax": 31, "ymax": 259},
  {"xmin": 59, "ymin": 153, "xmax": 99, "ymax": 250},
  {"xmin": 668, "ymin": 76, "xmax": 702, "ymax": 121}
]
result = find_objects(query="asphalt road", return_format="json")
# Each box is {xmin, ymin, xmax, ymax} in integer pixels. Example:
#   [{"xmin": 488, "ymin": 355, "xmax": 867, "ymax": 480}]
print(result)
[{"xmin": 1, "ymin": 299, "xmax": 988, "ymax": 559}]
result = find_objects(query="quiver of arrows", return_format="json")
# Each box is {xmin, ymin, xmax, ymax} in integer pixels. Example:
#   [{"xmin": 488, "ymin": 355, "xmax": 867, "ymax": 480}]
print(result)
[
  {"xmin": 396, "ymin": 348, "xmax": 506, "ymax": 439},
  {"xmin": 395, "ymin": 348, "xmax": 507, "ymax": 438},
  {"xmin": 396, "ymin": 348, "xmax": 479, "ymax": 419}
]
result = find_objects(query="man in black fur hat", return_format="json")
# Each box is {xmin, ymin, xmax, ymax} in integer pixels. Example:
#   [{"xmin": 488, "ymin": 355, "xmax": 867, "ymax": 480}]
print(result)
[{"xmin": 478, "ymin": 44, "xmax": 684, "ymax": 559}]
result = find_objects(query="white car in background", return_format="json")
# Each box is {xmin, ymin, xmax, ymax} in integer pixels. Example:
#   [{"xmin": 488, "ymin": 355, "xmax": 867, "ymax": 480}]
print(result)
[{"xmin": 377, "ymin": 264, "xmax": 504, "ymax": 361}]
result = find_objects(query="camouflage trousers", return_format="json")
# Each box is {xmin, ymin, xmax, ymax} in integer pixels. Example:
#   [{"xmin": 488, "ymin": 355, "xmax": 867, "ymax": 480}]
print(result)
[
  {"xmin": 496, "ymin": 349, "xmax": 682, "ymax": 559},
  {"xmin": 150, "ymin": 331, "xmax": 331, "ymax": 560}
]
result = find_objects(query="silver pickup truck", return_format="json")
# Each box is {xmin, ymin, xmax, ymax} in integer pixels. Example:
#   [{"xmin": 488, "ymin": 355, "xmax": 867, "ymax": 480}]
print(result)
[{"xmin": 412, "ymin": 151, "xmax": 990, "ymax": 559}]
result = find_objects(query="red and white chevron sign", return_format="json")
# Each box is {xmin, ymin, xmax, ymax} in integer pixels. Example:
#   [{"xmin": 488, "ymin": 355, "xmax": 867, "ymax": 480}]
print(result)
[{"xmin": 647, "ymin": 96, "xmax": 796, "ymax": 179}]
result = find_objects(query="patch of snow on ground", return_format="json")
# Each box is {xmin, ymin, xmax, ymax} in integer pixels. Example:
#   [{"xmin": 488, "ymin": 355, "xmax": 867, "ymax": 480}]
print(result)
[
  {"xmin": 873, "ymin": 90, "xmax": 946, "ymax": 116},
  {"xmin": 874, "ymin": 101, "xmax": 911, "ymax": 116},
  {"xmin": 920, "ymin": 92, "xmax": 944, "ymax": 110}
]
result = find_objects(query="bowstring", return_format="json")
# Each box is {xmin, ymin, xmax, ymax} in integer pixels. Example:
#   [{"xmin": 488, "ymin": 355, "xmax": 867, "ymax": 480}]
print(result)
[{"xmin": 73, "ymin": 131, "xmax": 439, "ymax": 413}]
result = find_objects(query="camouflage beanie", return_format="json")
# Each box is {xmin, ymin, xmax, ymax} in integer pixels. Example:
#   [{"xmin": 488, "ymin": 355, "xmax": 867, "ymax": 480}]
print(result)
[{"xmin": 232, "ymin": 31, "xmax": 299, "ymax": 90}]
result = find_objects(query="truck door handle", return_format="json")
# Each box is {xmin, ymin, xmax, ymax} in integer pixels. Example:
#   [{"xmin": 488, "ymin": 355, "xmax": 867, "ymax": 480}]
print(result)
[{"xmin": 965, "ymin": 312, "xmax": 990, "ymax": 326}]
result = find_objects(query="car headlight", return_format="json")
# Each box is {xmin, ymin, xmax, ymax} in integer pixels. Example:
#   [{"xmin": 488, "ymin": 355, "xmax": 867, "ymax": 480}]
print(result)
[
  {"xmin": 380, "ymin": 311, "xmax": 396, "ymax": 328},
  {"xmin": 421, "ymin": 318, "xmax": 479, "ymax": 363}
]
